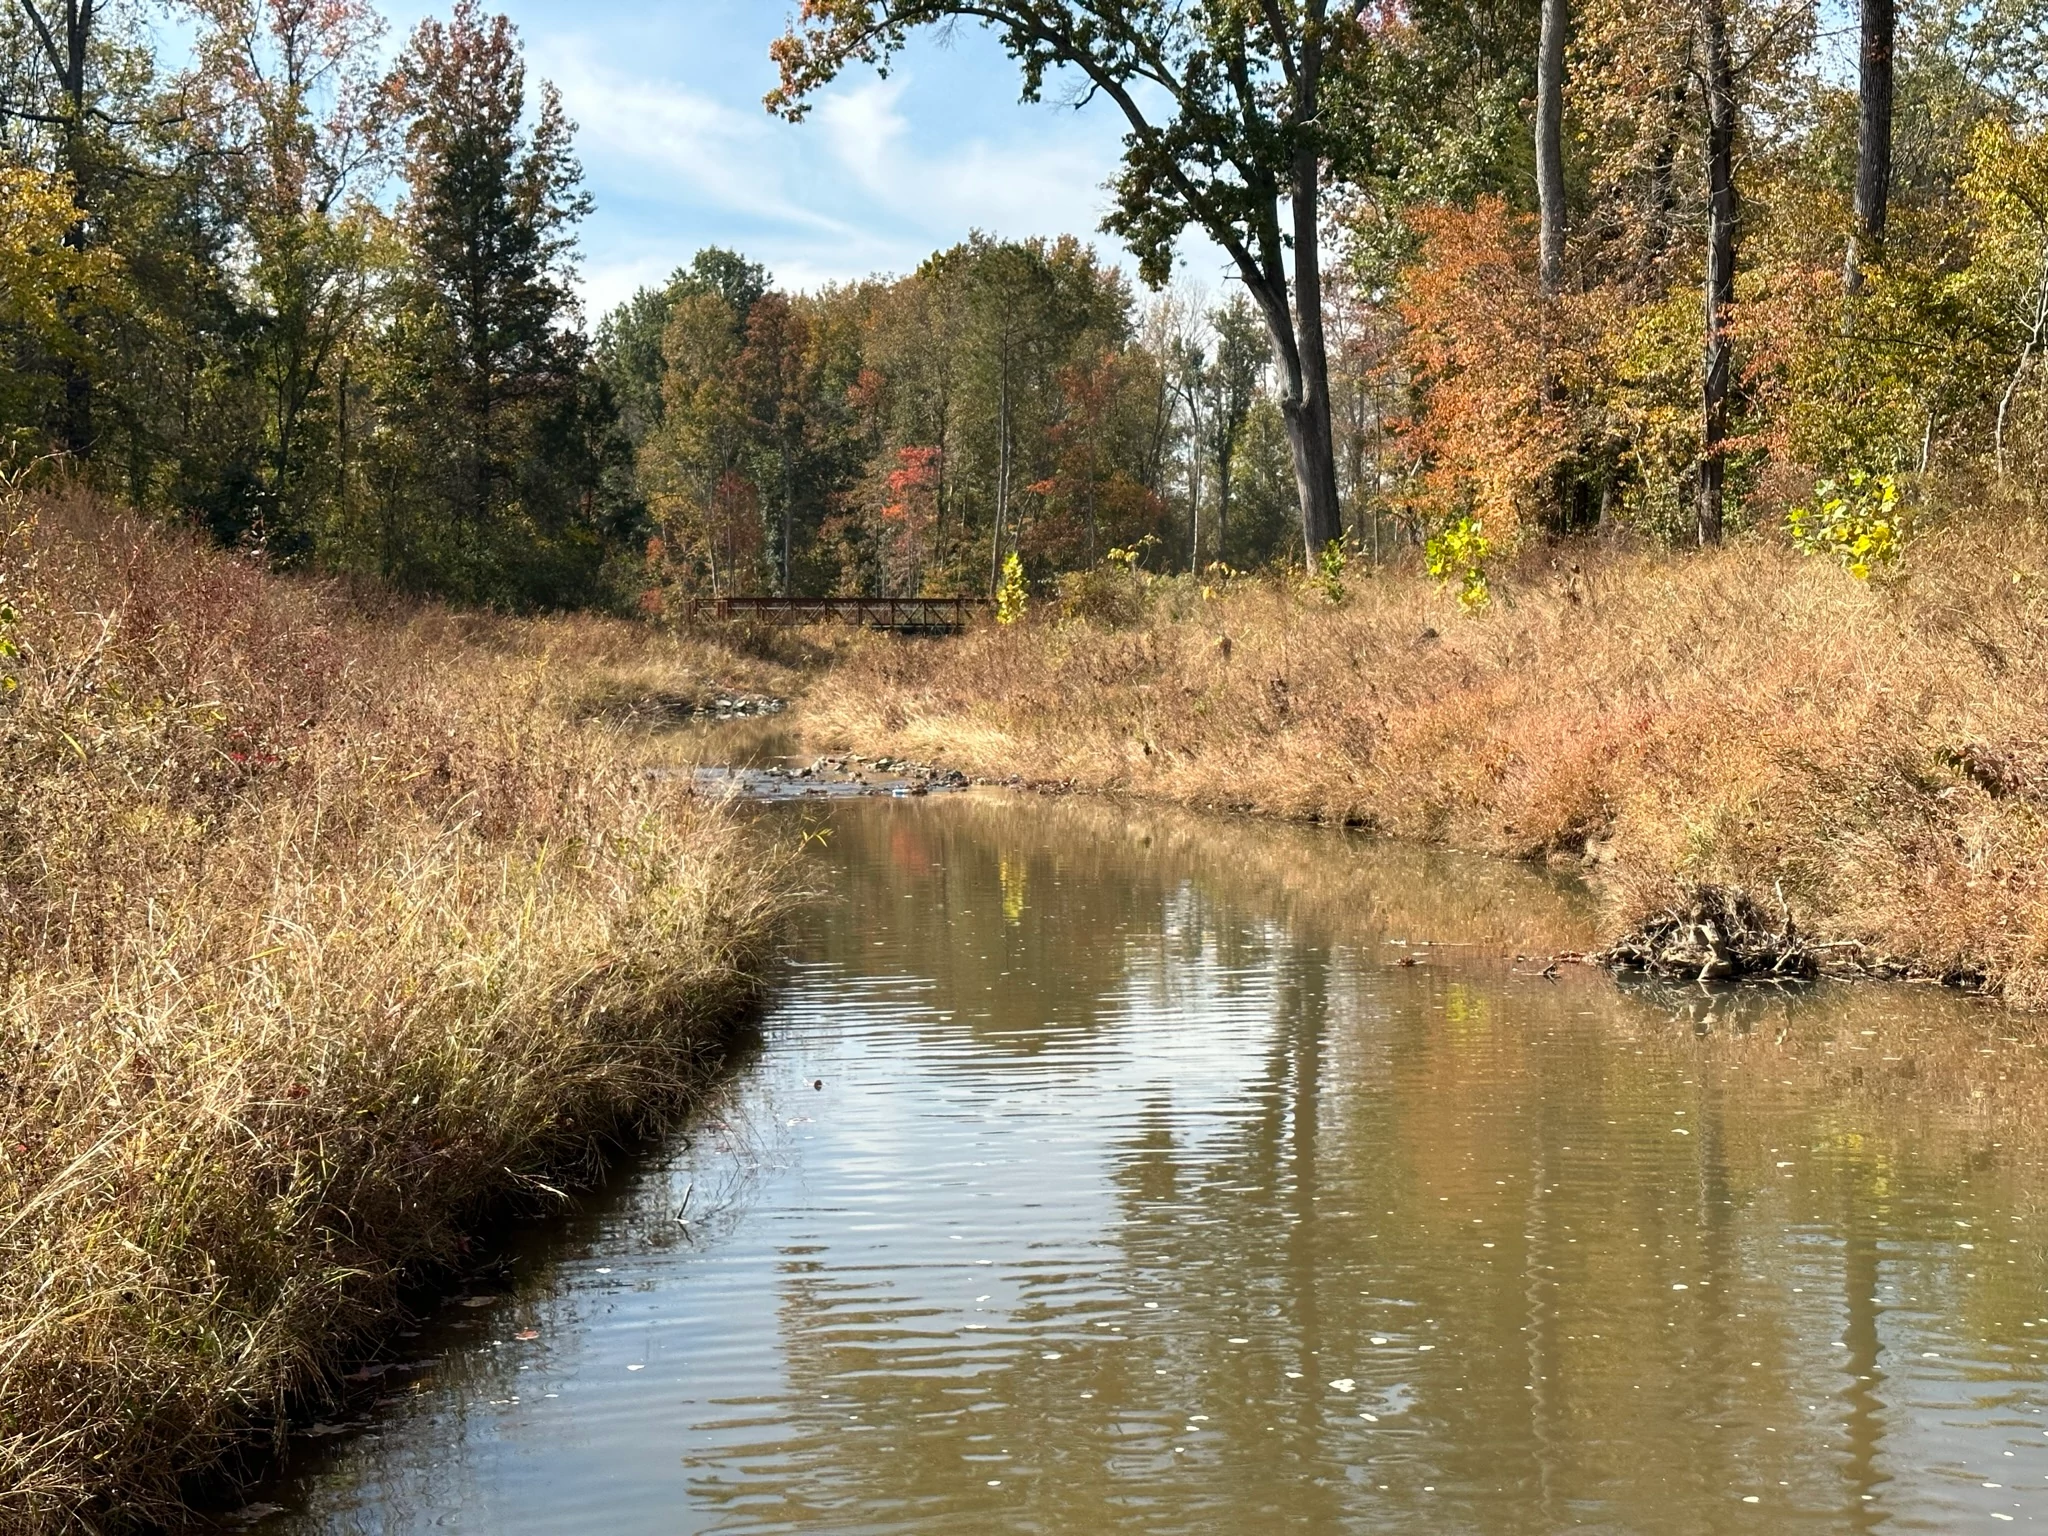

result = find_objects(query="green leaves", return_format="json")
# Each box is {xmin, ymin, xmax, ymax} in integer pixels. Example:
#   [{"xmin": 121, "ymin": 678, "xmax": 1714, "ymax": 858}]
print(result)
[{"xmin": 1316, "ymin": 538, "xmax": 1348, "ymax": 603}]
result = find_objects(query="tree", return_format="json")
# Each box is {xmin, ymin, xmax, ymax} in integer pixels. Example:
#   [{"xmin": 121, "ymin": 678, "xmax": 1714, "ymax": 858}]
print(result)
[
  {"xmin": 738, "ymin": 290, "xmax": 811, "ymax": 593},
  {"xmin": 1535, "ymin": 0, "xmax": 1568, "ymax": 298},
  {"xmin": 186, "ymin": 0, "xmax": 388, "ymax": 558},
  {"xmin": 594, "ymin": 249, "xmax": 772, "ymax": 466},
  {"xmin": 1844, "ymin": 0, "xmax": 1895, "ymax": 293},
  {"xmin": 383, "ymin": 0, "xmax": 597, "ymax": 602},
  {"xmin": 1156, "ymin": 287, "xmax": 1209, "ymax": 569},
  {"xmin": 0, "ymin": 163, "xmax": 117, "ymax": 429},
  {"xmin": 1395, "ymin": 198, "xmax": 1567, "ymax": 536},
  {"xmin": 594, "ymin": 279, "xmax": 682, "ymax": 454},
  {"xmin": 641, "ymin": 286, "xmax": 754, "ymax": 594},
  {"xmin": 5, "ymin": 0, "xmax": 132, "ymax": 454},
  {"xmin": 1205, "ymin": 294, "xmax": 1264, "ymax": 565},
  {"xmin": 7, "ymin": 0, "xmax": 97, "ymax": 455},
  {"xmin": 963, "ymin": 241, "xmax": 1048, "ymax": 591},
  {"xmin": 1960, "ymin": 119, "xmax": 2048, "ymax": 475},
  {"xmin": 769, "ymin": 0, "xmax": 1362, "ymax": 567},
  {"xmin": 1695, "ymin": 0, "xmax": 1737, "ymax": 544}
]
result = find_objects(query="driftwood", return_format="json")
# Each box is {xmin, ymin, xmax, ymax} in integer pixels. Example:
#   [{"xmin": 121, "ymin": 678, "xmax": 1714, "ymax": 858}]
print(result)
[{"xmin": 1595, "ymin": 884, "xmax": 1823, "ymax": 983}]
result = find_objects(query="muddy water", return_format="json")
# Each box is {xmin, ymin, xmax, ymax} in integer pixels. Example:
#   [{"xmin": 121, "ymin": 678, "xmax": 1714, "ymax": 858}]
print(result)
[{"xmin": 261, "ymin": 794, "xmax": 2048, "ymax": 1534}]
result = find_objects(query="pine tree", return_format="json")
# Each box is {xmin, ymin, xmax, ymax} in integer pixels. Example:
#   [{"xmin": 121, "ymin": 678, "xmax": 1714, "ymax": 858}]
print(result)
[{"xmin": 383, "ymin": 0, "xmax": 597, "ymax": 603}]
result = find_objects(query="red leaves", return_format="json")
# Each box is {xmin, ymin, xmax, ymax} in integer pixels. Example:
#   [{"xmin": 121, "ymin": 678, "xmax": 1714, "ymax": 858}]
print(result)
[{"xmin": 885, "ymin": 445, "xmax": 942, "ymax": 498}]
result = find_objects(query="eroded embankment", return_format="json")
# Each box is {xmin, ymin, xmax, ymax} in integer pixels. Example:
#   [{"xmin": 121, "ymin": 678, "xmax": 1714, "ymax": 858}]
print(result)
[
  {"xmin": 0, "ymin": 493, "xmax": 790, "ymax": 1532},
  {"xmin": 798, "ymin": 524, "xmax": 2048, "ymax": 1005}
]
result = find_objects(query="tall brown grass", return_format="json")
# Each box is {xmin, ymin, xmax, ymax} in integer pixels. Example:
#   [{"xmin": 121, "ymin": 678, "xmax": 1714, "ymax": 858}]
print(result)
[
  {"xmin": 0, "ymin": 491, "xmax": 786, "ymax": 1531},
  {"xmin": 805, "ymin": 524, "xmax": 2048, "ymax": 1005}
]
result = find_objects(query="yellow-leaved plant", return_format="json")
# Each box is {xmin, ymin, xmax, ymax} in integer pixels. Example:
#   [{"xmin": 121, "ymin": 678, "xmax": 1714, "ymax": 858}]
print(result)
[
  {"xmin": 1787, "ymin": 471, "xmax": 1904, "ymax": 579},
  {"xmin": 996, "ymin": 550, "xmax": 1028, "ymax": 624},
  {"xmin": 1425, "ymin": 514, "xmax": 1493, "ymax": 608}
]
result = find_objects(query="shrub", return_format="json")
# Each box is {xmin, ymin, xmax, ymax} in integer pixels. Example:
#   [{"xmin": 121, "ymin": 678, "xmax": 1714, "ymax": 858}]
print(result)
[
  {"xmin": 1425, "ymin": 514, "xmax": 1493, "ymax": 608},
  {"xmin": 1787, "ymin": 470, "xmax": 1904, "ymax": 579},
  {"xmin": 0, "ymin": 490, "xmax": 786, "ymax": 1530},
  {"xmin": 1055, "ymin": 539, "xmax": 1157, "ymax": 627}
]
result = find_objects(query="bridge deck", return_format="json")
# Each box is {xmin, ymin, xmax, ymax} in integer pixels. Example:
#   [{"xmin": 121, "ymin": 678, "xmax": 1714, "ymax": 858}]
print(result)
[{"xmin": 695, "ymin": 596, "xmax": 992, "ymax": 633}]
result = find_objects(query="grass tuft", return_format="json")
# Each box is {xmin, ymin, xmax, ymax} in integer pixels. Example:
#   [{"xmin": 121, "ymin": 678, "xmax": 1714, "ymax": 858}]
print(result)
[
  {"xmin": 0, "ymin": 490, "xmax": 786, "ymax": 1531},
  {"xmin": 804, "ymin": 522, "xmax": 2048, "ymax": 1003}
]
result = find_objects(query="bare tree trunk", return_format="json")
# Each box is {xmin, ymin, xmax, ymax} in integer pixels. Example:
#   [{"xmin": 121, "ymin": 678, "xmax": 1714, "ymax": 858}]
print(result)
[
  {"xmin": 1252, "ymin": 150, "xmax": 1343, "ymax": 562},
  {"xmin": 1535, "ymin": 0, "xmax": 1569, "ymax": 527},
  {"xmin": 1843, "ymin": 0, "xmax": 1894, "ymax": 293},
  {"xmin": 1536, "ymin": 0, "xmax": 1567, "ymax": 298},
  {"xmin": 1638, "ymin": 79, "xmax": 1690, "ymax": 280},
  {"xmin": 1290, "ymin": 159, "xmax": 1343, "ymax": 559},
  {"xmin": 1996, "ymin": 254, "xmax": 2048, "ymax": 479},
  {"xmin": 989, "ymin": 367, "xmax": 1011, "ymax": 593},
  {"xmin": 1697, "ymin": 0, "xmax": 1737, "ymax": 546},
  {"xmin": 1175, "ymin": 361, "xmax": 1203, "ymax": 573},
  {"xmin": 779, "ymin": 439, "xmax": 793, "ymax": 595},
  {"xmin": 1218, "ymin": 450, "xmax": 1233, "ymax": 566}
]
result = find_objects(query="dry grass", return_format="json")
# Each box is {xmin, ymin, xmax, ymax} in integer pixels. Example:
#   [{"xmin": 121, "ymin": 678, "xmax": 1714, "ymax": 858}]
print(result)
[
  {"xmin": 0, "ymin": 491, "xmax": 787, "ymax": 1531},
  {"xmin": 804, "ymin": 521, "xmax": 2048, "ymax": 1005}
]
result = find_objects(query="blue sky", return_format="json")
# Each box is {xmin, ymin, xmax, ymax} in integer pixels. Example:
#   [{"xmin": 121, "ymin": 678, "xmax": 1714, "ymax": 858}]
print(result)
[{"xmin": 404, "ymin": 0, "xmax": 1170, "ymax": 317}]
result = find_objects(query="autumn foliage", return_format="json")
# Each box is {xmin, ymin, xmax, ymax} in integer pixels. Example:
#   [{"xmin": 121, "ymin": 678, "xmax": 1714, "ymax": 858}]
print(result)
[{"xmin": 1395, "ymin": 200, "xmax": 1572, "ymax": 537}]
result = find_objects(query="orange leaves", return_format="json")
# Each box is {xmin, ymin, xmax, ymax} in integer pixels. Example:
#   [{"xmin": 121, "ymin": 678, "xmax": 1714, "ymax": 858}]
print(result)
[
  {"xmin": 1396, "ymin": 198, "xmax": 1576, "ymax": 536},
  {"xmin": 885, "ymin": 445, "xmax": 943, "ymax": 499},
  {"xmin": 868, "ymin": 445, "xmax": 941, "ymax": 581}
]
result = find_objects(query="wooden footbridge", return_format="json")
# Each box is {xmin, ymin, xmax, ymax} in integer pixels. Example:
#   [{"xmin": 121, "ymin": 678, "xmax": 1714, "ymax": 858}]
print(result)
[{"xmin": 693, "ymin": 596, "xmax": 993, "ymax": 634}]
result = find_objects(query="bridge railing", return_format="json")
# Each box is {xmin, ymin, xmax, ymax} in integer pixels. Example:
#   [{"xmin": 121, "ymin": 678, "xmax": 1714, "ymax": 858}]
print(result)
[{"xmin": 691, "ymin": 596, "xmax": 994, "ymax": 632}]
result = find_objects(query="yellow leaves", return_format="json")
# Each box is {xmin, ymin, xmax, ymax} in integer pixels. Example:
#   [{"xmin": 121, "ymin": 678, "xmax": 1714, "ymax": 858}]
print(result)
[
  {"xmin": 1946, "ymin": 124, "xmax": 2048, "ymax": 381},
  {"xmin": 0, "ymin": 168, "xmax": 122, "ymax": 360},
  {"xmin": 1424, "ymin": 514, "xmax": 1492, "ymax": 608},
  {"xmin": 995, "ymin": 551, "xmax": 1028, "ymax": 625},
  {"xmin": 1787, "ymin": 470, "xmax": 1904, "ymax": 580},
  {"xmin": 1962, "ymin": 120, "xmax": 2048, "ymax": 236}
]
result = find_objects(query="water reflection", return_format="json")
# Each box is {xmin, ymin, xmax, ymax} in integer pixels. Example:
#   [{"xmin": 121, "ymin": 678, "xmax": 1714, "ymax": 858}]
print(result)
[{"xmin": 264, "ymin": 794, "xmax": 2048, "ymax": 1534}]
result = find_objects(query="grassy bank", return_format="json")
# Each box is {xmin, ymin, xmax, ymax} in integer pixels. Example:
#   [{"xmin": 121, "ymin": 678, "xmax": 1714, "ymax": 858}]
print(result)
[
  {"xmin": 803, "ymin": 524, "xmax": 2048, "ymax": 1006},
  {"xmin": 0, "ymin": 493, "xmax": 787, "ymax": 1531}
]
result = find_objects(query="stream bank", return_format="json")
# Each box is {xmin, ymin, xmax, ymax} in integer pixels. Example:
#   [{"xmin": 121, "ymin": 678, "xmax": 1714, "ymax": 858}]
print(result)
[
  {"xmin": 233, "ymin": 786, "xmax": 2048, "ymax": 1535},
  {"xmin": 789, "ymin": 532, "xmax": 2048, "ymax": 1006}
]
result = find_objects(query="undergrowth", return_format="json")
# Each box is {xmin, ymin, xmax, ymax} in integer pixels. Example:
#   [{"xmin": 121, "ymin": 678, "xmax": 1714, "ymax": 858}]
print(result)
[
  {"xmin": 0, "ymin": 490, "xmax": 787, "ymax": 1531},
  {"xmin": 806, "ymin": 517, "xmax": 2048, "ymax": 1005}
]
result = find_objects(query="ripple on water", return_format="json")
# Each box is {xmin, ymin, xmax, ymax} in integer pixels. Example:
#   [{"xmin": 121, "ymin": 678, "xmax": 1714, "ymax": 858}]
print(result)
[{"xmin": 258, "ymin": 794, "xmax": 2048, "ymax": 1535}]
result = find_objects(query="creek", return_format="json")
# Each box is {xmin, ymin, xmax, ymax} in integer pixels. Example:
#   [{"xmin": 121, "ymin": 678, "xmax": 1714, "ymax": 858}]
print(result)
[{"xmin": 254, "ymin": 787, "xmax": 2048, "ymax": 1533}]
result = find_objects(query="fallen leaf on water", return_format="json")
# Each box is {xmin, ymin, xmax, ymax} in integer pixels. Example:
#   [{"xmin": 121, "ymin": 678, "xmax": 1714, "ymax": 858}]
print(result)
[{"xmin": 514, "ymin": 1329, "xmax": 540, "ymax": 1341}]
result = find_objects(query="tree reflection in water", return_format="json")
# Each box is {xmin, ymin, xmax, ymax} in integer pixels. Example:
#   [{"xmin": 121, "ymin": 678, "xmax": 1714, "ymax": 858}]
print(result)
[{"xmin": 267, "ymin": 794, "xmax": 2048, "ymax": 1536}]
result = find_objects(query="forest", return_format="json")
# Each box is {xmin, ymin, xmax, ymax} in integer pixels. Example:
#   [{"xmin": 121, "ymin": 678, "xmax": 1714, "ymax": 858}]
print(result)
[{"xmin": 4, "ymin": 0, "xmax": 2048, "ymax": 604}]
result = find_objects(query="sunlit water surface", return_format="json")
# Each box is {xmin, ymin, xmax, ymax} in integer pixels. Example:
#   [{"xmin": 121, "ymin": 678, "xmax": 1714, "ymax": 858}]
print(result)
[{"xmin": 260, "ymin": 794, "xmax": 2048, "ymax": 1533}]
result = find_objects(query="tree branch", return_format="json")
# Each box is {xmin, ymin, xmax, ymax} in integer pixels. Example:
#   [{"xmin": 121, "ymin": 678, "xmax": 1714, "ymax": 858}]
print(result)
[{"xmin": 14, "ymin": 0, "xmax": 67, "ymax": 86}]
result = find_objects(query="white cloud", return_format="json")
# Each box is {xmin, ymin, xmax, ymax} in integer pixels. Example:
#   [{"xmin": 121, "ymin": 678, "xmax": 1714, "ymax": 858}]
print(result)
[
  {"xmin": 806, "ymin": 74, "xmax": 1115, "ymax": 249},
  {"xmin": 534, "ymin": 33, "xmax": 1130, "ymax": 309},
  {"xmin": 546, "ymin": 42, "xmax": 855, "ymax": 239}
]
